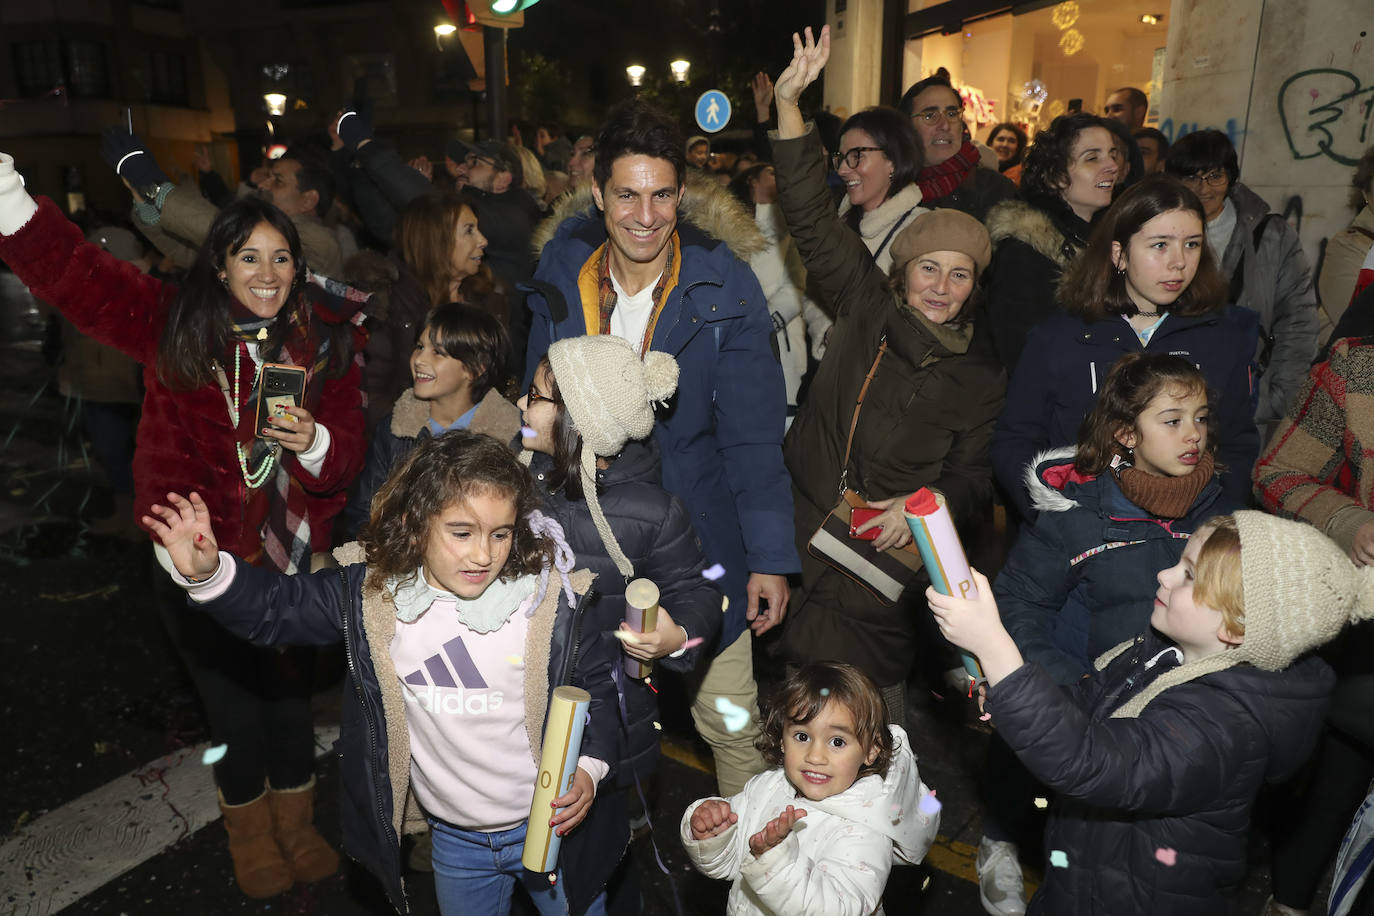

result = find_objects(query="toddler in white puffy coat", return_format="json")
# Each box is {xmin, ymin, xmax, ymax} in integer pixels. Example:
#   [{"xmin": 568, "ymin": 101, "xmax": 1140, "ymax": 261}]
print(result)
[{"xmin": 681, "ymin": 662, "xmax": 938, "ymax": 916}]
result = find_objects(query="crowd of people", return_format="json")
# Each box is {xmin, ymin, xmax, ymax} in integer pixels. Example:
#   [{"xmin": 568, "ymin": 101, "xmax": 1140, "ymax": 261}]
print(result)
[{"xmin": 6, "ymin": 18, "xmax": 1374, "ymax": 916}]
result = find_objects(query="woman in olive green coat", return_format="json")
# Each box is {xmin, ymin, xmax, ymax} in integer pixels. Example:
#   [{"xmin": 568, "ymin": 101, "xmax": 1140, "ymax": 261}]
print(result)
[{"xmin": 772, "ymin": 26, "xmax": 1005, "ymax": 719}]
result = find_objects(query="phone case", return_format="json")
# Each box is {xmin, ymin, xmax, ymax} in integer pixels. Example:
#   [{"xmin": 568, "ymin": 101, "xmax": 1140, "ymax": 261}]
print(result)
[
  {"xmin": 254, "ymin": 363, "xmax": 307, "ymax": 438},
  {"xmin": 849, "ymin": 507, "xmax": 882, "ymax": 540}
]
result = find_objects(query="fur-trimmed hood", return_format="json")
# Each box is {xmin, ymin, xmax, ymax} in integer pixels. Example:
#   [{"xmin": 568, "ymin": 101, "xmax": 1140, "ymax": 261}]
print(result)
[
  {"xmin": 985, "ymin": 199, "xmax": 1082, "ymax": 268},
  {"xmin": 531, "ymin": 171, "xmax": 768, "ymax": 263},
  {"xmin": 1025, "ymin": 446, "xmax": 1094, "ymax": 513},
  {"xmin": 387, "ymin": 386, "xmax": 521, "ymax": 444}
]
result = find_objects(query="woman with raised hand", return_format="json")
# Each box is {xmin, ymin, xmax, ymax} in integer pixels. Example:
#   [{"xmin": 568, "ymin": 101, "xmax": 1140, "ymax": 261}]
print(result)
[
  {"xmin": 0, "ymin": 152, "xmax": 366, "ymax": 900},
  {"xmin": 768, "ymin": 25, "xmax": 1005, "ymax": 727}
]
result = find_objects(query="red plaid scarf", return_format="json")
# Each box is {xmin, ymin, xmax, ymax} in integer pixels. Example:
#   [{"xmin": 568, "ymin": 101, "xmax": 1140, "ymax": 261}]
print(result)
[{"xmin": 917, "ymin": 141, "xmax": 981, "ymax": 203}]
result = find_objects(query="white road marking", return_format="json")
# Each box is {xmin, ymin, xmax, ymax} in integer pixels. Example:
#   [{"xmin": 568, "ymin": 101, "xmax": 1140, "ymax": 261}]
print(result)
[{"xmin": 0, "ymin": 725, "xmax": 339, "ymax": 914}]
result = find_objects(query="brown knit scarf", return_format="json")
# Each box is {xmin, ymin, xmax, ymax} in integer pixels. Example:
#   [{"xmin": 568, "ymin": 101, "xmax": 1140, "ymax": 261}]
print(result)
[
  {"xmin": 916, "ymin": 141, "xmax": 980, "ymax": 203},
  {"xmin": 1114, "ymin": 451, "xmax": 1215, "ymax": 519}
]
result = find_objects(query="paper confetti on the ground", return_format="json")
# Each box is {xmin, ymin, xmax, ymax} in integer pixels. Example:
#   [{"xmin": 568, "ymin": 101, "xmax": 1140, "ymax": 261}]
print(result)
[
  {"xmin": 202, "ymin": 744, "xmax": 228, "ymax": 765},
  {"xmin": 1049, "ymin": 850, "xmax": 1069, "ymax": 868},
  {"xmin": 702, "ymin": 563, "xmax": 726, "ymax": 580},
  {"xmin": 715, "ymin": 697, "xmax": 751, "ymax": 733},
  {"xmin": 1155, "ymin": 847, "xmax": 1176, "ymax": 866}
]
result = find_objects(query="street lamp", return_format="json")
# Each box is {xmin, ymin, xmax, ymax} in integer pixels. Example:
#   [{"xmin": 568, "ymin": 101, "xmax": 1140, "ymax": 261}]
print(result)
[
  {"xmin": 263, "ymin": 92, "xmax": 287, "ymax": 116},
  {"xmin": 625, "ymin": 64, "xmax": 646, "ymax": 88},
  {"xmin": 670, "ymin": 60, "xmax": 691, "ymax": 84}
]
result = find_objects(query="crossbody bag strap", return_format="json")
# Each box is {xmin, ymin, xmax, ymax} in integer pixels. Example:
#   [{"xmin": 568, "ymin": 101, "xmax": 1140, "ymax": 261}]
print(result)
[
  {"xmin": 873, "ymin": 208, "xmax": 918, "ymax": 262},
  {"xmin": 836, "ymin": 336, "xmax": 888, "ymax": 497}
]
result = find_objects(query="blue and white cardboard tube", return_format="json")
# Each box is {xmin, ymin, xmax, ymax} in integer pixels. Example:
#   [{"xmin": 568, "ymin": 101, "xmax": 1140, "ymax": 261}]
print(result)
[
  {"xmin": 902, "ymin": 488, "xmax": 986, "ymax": 682},
  {"xmin": 521, "ymin": 685, "xmax": 591, "ymax": 873}
]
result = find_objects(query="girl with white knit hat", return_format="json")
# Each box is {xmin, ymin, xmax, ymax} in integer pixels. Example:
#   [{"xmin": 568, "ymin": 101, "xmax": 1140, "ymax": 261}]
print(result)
[
  {"xmin": 928, "ymin": 511, "xmax": 1371, "ymax": 915},
  {"xmin": 518, "ymin": 335, "xmax": 724, "ymax": 793}
]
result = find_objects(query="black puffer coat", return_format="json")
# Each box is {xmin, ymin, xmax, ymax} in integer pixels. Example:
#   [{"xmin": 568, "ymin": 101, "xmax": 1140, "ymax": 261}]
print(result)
[
  {"xmin": 530, "ymin": 439, "xmax": 722, "ymax": 782},
  {"xmin": 990, "ymin": 631, "xmax": 1333, "ymax": 916}
]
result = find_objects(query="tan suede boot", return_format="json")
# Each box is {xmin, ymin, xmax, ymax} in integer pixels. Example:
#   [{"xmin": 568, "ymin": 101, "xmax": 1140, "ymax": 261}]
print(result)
[
  {"xmin": 218, "ymin": 789, "xmax": 293, "ymax": 898},
  {"xmin": 269, "ymin": 777, "xmax": 340, "ymax": 883}
]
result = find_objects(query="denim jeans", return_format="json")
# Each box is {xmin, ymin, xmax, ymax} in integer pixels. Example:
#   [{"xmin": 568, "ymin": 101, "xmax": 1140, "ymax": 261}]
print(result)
[{"xmin": 428, "ymin": 818, "xmax": 608, "ymax": 916}]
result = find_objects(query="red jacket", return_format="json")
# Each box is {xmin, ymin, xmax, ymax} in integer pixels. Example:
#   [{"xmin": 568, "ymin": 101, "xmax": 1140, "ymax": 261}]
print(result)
[{"xmin": 0, "ymin": 197, "xmax": 366, "ymax": 557}]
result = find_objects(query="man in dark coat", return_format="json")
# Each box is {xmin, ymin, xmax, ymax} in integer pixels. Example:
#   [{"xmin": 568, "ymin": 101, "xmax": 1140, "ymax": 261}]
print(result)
[{"xmin": 522, "ymin": 99, "xmax": 799, "ymax": 796}]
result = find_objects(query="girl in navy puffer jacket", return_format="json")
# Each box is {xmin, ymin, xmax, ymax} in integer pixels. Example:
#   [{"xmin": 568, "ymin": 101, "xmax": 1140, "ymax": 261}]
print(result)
[{"xmin": 976, "ymin": 351, "xmax": 1233, "ymax": 914}]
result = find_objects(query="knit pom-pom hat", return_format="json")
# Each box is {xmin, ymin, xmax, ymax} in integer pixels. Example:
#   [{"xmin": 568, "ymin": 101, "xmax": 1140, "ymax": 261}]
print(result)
[
  {"xmin": 542, "ymin": 335, "xmax": 679, "ymax": 579},
  {"xmin": 1108, "ymin": 510, "xmax": 1374, "ymax": 718}
]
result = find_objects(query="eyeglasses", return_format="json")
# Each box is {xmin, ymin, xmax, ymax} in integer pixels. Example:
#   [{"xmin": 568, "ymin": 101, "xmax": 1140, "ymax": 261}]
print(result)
[
  {"xmin": 912, "ymin": 106, "xmax": 964, "ymax": 124},
  {"xmin": 830, "ymin": 146, "xmax": 883, "ymax": 171},
  {"xmin": 525, "ymin": 382, "xmax": 557, "ymax": 406},
  {"xmin": 464, "ymin": 153, "xmax": 497, "ymax": 170},
  {"xmin": 1181, "ymin": 169, "xmax": 1229, "ymax": 188}
]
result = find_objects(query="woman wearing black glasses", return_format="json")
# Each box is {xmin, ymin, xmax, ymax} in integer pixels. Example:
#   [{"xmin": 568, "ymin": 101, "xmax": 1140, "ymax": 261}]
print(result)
[
  {"xmin": 824, "ymin": 103, "xmax": 925, "ymax": 275},
  {"xmin": 768, "ymin": 27, "xmax": 1005, "ymax": 728},
  {"xmin": 1166, "ymin": 129, "xmax": 1319, "ymax": 429},
  {"xmin": 899, "ymin": 68, "xmax": 1018, "ymax": 222}
]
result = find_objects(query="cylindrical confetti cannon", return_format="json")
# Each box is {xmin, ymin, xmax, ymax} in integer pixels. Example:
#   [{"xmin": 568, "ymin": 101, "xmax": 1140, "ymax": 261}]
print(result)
[
  {"xmin": 521, "ymin": 685, "xmax": 591, "ymax": 873},
  {"xmin": 622, "ymin": 578, "xmax": 660, "ymax": 679},
  {"xmin": 903, "ymin": 488, "xmax": 986, "ymax": 682}
]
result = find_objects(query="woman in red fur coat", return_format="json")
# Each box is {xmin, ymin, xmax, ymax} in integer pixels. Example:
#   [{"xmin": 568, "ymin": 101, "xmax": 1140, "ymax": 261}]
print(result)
[{"xmin": 0, "ymin": 152, "xmax": 366, "ymax": 899}]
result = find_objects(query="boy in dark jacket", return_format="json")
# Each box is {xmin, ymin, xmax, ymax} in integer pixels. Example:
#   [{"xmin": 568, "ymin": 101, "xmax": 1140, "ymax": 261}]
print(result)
[{"xmin": 928, "ymin": 511, "xmax": 1368, "ymax": 915}]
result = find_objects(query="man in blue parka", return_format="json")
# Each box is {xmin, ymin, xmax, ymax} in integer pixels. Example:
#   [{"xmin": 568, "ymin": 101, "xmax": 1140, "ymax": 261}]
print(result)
[{"xmin": 522, "ymin": 98, "xmax": 799, "ymax": 795}]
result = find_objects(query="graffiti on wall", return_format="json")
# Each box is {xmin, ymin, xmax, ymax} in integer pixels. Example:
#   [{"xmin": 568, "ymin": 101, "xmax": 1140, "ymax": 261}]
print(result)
[
  {"xmin": 1279, "ymin": 68, "xmax": 1374, "ymax": 167},
  {"xmin": 1158, "ymin": 117, "xmax": 1244, "ymax": 147}
]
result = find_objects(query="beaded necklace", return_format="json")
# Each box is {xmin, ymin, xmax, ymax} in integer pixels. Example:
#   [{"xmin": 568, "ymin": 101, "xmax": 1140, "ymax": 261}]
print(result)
[{"xmin": 212, "ymin": 339, "xmax": 280, "ymax": 490}]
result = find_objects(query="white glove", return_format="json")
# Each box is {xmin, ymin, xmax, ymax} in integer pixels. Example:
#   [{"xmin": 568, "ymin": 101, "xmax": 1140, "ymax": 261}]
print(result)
[{"xmin": 0, "ymin": 153, "xmax": 39, "ymax": 236}]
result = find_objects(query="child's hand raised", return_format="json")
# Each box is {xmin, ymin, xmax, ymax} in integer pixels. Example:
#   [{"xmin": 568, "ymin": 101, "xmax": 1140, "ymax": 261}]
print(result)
[
  {"xmin": 748, "ymin": 804, "xmax": 807, "ymax": 857},
  {"xmin": 689, "ymin": 799, "xmax": 738, "ymax": 841},
  {"xmin": 143, "ymin": 492, "xmax": 221, "ymax": 581},
  {"xmin": 926, "ymin": 567, "xmax": 1023, "ymax": 686},
  {"xmin": 549, "ymin": 767, "xmax": 595, "ymax": 837}
]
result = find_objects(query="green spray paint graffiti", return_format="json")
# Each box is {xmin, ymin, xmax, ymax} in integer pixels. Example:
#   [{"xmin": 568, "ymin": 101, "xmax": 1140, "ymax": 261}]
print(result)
[{"xmin": 1278, "ymin": 68, "xmax": 1374, "ymax": 166}]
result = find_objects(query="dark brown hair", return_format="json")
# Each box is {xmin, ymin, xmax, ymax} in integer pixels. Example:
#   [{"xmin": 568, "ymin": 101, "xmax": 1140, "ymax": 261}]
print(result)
[
  {"xmin": 839, "ymin": 106, "xmax": 924, "ymax": 196},
  {"xmin": 1058, "ymin": 175, "xmax": 1228, "ymax": 321},
  {"xmin": 593, "ymin": 98, "xmax": 686, "ymax": 193},
  {"xmin": 1020, "ymin": 112, "xmax": 1115, "ymax": 205},
  {"xmin": 421, "ymin": 302, "xmax": 510, "ymax": 403},
  {"xmin": 1074, "ymin": 352, "xmax": 1212, "ymax": 476},
  {"xmin": 360, "ymin": 430, "xmax": 551, "ymax": 593},
  {"xmin": 757, "ymin": 662, "xmax": 894, "ymax": 781},
  {"xmin": 532, "ymin": 356, "xmax": 588, "ymax": 501},
  {"xmin": 157, "ymin": 197, "xmax": 314, "ymax": 390}
]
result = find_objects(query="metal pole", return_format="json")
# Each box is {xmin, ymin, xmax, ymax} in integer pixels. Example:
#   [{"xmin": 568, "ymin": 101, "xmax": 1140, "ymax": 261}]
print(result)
[{"xmin": 484, "ymin": 25, "xmax": 506, "ymax": 141}]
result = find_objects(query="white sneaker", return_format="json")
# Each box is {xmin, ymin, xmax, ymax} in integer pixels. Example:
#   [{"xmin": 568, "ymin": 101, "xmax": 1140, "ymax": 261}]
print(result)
[{"xmin": 976, "ymin": 837, "xmax": 1027, "ymax": 916}]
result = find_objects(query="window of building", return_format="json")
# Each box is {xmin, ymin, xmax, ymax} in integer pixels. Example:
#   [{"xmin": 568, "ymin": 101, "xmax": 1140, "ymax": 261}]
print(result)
[
  {"xmin": 146, "ymin": 49, "xmax": 188, "ymax": 105},
  {"xmin": 13, "ymin": 39, "xmax": 110, "ymax": 99}
]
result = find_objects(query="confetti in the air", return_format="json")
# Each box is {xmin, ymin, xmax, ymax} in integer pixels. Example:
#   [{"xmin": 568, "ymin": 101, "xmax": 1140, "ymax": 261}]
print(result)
[
  {"xmin": 681, "ymin": 636, "xmax": 705, "ymax": 650},
  {"xmin": 819, "ymin": 688, "xmax": 830, "ymax": 696},
  {"xmin": 1155, "ymin": 847, "xmax": 1177, "ymax": 866},
  {"xmin": 918, "ymin": 792, "xmax": 942, "ymax": 816},
  {"xmin": 521, "ymin": 426, "xmax": 537, "ymax": 438},
  {"xmin": 715, "ymin": 697, "xmax": 751, "ymax": 733},
  {"xmin": 1049, "ymin": 850, "xmax": 1069, "ymax": 868},
  {"xmin": 506, "ymin": 655, "xmax": 523, "ymax": 665},
  {"xmin": 979, "ymin": 712, "xmax": 992, "ymax": 722},
  {"xmin": 613, "ymin": 629, "xmax": 644, "ymax": 645},
  {"xmin": 722, "ymin": 596, "xmax": 730, "ymax": 612},
  {"xmin": 702, "ymin": 563, "xmax": 726, "ymax": 580},
  {"xmin": 1033, "ymin": 797, "xmax": 1048, "ymax": 809},
  {"xmin": 202, "ymin": 744, "xmax": 228, "ymax": 765}
]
